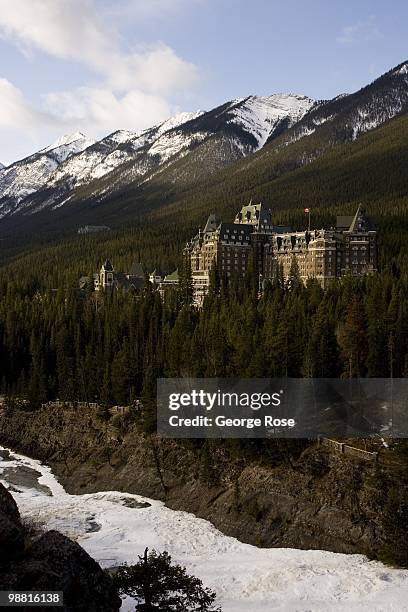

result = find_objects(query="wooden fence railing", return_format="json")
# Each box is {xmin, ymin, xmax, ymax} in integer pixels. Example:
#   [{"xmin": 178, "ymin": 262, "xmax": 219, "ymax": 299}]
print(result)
[{"xmin": 318, "ymin": 437, "xmax": 378, "ymax": 462}]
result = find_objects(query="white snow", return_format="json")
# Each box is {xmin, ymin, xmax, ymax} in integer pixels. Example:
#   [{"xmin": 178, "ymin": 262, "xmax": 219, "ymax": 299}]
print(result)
[
  {"xmin": 226, "ymin": 94, "xmax": 314, "ymax": 149},
  {"xmin": 395, "ymin": 63, "xmax": 408, "ymax": 76},
  {"xmin": 0, "ymin": 100, "xmax": 314, "ymax": 216},
  {"xmin": 312, "ymin": 114, "xmax": 335, "ymax": 126},
  {"xmin": 0, "ymin": 156, "xmax": 59, "ymax": 206},
  {"xmin": 154, "ymin": 111, "xmax": 205, "ymax": 137},
  {"xmin": 0, "ymin": 131, "xmax": 96, "ymax": 218},
  {"xmin": 1, "ymin": 447, "xmax": 408, "ymax": 612},
  {"xmin": 285, "ymin": 125, "xmax": 316, "ymax": 146},
  {"xmin": 35, "ymin": 111, "xmax": 207, "ymax": 206},
  {"xmin": 106, "ymin": 130, "xmax": 139, "ymax": 144},
  {"xmin": 42, "ymin": 132, "xmax": 94, "ymax": 154},
  {"xmin": 40, "ymin": 132, "xmax": 96, "ymax": 164},
  {"xmin": 148, "ymin": 129, "xmax": 208, "ymax": 162},
  {"xmin": 2, "ymin": 71, "xmax": 408, "ymax": 219}
]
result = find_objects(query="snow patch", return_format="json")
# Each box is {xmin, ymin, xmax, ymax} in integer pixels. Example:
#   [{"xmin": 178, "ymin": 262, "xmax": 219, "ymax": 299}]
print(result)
[
  {"xmin": 148, "ymin": 129, "xmax": 208, "ymax": 162},
  {"xmin": 107, "ymin": 130, "xmax": 139, "ymax": 144},
  {"xmin": 43, "ymin": 131, "xmax": 91, "ymax": 152},
  {"xmin": 155, "ymin": 110, "xmax": 205, "ymax": 137},
  {"xmin": 226, "ymin": 94, "xmax": 314, "ymax": 149},
  {"xmin": 395, "ymin": 63, "xmax": 408, "ymax": 76}
]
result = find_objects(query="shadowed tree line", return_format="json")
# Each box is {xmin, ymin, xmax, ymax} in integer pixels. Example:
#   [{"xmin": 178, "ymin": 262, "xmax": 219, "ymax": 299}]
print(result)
[{"xmin": 1, "ymin": 265, "xmax": 407, "ymax": 422}]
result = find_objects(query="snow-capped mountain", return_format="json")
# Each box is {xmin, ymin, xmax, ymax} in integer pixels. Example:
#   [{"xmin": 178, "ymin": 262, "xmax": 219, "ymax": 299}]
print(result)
[
  {"xmin": 280, "ymin": 60, "xmax": 408, "ymax": 147},
  {"xmin": 41, "ymin": 132, "xmax": 95, "ymax": 162},
  {"xmin": 47, "ymin": 111, "xmax": 206, "ymax": 191},
  {"xmin": 78, "ymin": 95, "xmax": 312, "ymax": 185},
  {"xmin": 0, "ymin": 96, "xmax": 313, "ymax": 218},
  {"xmin": 225, "ymin": 94, "xmax": 314, "ymax": 149},
  {"xmin": 0, "ymin": 162, "xmax": 5, "ymax": 171},
  {"xmin": 0, "ymin": 60, "xmax": 407, "ymax": 224},
  {"xmin": 0, "ymin": 132, "xmax": 94, "ymax": 218}
]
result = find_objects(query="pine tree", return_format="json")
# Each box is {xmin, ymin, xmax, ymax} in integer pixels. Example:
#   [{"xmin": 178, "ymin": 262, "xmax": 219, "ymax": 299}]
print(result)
[
  {"xmin": 338, "ymin": 297, "xmax": 368, "ymax": 377},
  {"xmin": 179, "ymin": 252, "xmax": 193, "ymax": 307},
  {"xmin": 111, "ymin": 340, "xmax": 131, "ymax": 405},
  {"xmin": 141, "ymin": 364, "xmax": 158, "ymax": 435},
  {"xmin": 287, "ymin": 255, "xmax": 302, "ymax": 291},
  {"xmin": 304, "ymin": 304, "xmax": 339, "ymax": 377},
  {"xmin": 114, "ymin": 548, "xmax": 221, "ymax": 611},
  {"xmin": 55, "ymin": 326, "xmax": 75, "ymax": 400}
]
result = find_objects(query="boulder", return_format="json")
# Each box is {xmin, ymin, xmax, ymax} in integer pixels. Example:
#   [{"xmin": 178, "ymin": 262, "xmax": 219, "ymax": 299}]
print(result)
[
  {"xmin": 0, "ymin": 483, "xmax": 121, "ymax": 610},
  {"xmin": 0, "ymin": 483, "xmax": 25, "ymax": 560}
]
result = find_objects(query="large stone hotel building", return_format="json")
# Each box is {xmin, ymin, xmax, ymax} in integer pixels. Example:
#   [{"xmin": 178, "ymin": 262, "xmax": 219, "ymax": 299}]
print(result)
[{"xmin": 185, "ymin": 203, "xmax": 377, "ymax": 304}]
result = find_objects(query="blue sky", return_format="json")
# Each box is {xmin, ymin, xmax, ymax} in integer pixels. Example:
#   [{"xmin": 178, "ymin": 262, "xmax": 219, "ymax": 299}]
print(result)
[{"xmin": 0, "ymin": 0, "xmax": 407, "ymax": 164}]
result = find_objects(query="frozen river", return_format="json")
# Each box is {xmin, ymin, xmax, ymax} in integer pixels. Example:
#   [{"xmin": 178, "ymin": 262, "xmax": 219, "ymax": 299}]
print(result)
[{"xmin": 1, "ymin": 447, "xmax": 408, "ymax": 611}]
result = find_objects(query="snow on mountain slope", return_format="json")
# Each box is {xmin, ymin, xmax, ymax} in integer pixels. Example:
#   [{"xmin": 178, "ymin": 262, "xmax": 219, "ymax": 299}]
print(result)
[
  {"xmin": 0, "ymin": 99, "xmax": 313, "ymax": 217},
  {"xmin": 155, "ymin": 110, "xmax": 205, "ymax": 138},
  {"xmin": 42, "ymin": 131, "xmax": 95, "ymax": 162},
  {"xmin": 20, "ymin": 114, "xmax": 201, "ymax": 213},
  {"xmin": 0, "ymin": 132, "xmax": 95, "ymax": 216},
  {"xmin": 283, "ymin": 61, "xmax": 408, "ymax": 148},
  {"xmin": 226, "ymin": 94, "xmax": 315, "ymax": 149},
  {"xmin": 147, "ymin": 128, "xmax": 208, "ymax": 163},
  {"xmin": 0, "ymin": 162, "xmax": 4, "ymax": 171},
  {"xmin": 1, "ymin": 60, "xmax": 407, "ymax": 223},
  {"xmin": 394, "ymin": 61, "xmax": 408, "ymax": 76},
  {"xmin": 45, "ymin": 99, "xmax": 310, "ymax": 205},
  {"xmin": 47, "ymin": 111, "xmax": 206, "ymax": 191}
]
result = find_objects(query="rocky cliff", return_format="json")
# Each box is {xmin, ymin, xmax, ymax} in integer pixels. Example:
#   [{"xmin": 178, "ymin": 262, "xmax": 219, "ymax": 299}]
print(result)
[
  {"xmin": 0, "ymin": 404, "xmax": 403, "ymax": 561},
  {"xmin": 0, "ymin": 479, "xmax": 120, "ymax": 611}
]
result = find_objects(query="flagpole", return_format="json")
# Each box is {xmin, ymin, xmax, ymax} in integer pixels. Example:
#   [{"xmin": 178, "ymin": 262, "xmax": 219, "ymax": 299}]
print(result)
[{"xmin": 304, "ymin": 208, "xmax": 311, "ymax": 232}]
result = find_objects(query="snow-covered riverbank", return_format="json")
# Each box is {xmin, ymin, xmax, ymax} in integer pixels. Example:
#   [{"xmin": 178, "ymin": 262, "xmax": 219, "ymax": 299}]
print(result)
[{"xmin": 1, "ymin": 447, "xmax": 408, "ymax": 611}]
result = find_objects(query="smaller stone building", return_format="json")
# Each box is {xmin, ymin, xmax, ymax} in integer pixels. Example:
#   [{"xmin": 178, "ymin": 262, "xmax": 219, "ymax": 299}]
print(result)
[{"xmin": 94, "ymin": 260, "xmax": 146, "ymax": 291}]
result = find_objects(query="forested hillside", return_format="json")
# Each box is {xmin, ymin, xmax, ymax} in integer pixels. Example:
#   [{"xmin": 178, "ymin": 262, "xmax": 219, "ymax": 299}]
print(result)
[
  {"xmin": 1, "ymin": 111, "xmax": 407, "ymax": 284},
  {"xmin": 1, "ymin": 270, "xmax": 408, "ymax": 412}
]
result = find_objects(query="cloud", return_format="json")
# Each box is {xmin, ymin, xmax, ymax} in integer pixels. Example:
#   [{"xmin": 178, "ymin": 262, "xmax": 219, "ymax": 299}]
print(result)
[
  {"xmin": 0, "ymin": 76, "xmax": 179, "ymax": 164},
  {"xmin": 0, "ymin": 0, "xmax": 200, "ymax": 162},
  {"xmin": 0, "ymin": 78, "xmax": 62, "ymax": 131},
  {"xmin": 337, "ymin": 15, "xmax": 383, "ymax": 45},
  {"xmin": 43, "ymin": 87, "xmax": 172, "ymax": 133},
  {"xmin": 0, "ymin": 77, "xmax": 173, "ymax": 136},
  {"xmin": 0, "ymin": 0, "xmax": 197, "ymax": 93},
  {"xmin": 0, "ymin": 78, "xmax": 69, "ymax": 162},
  {"xmin": 107, "ymin": 0, "xmax": 204, "ymax": 22}
]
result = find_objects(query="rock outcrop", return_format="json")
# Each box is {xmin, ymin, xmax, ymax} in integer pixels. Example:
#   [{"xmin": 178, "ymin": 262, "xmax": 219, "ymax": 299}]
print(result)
[
  {"xmin": 0, "ymin": 481, "xmax": 25, "ymax": 559},
  {"xmin": 0, "ymin": 482, "xmax": 121, "ymax": 611}
]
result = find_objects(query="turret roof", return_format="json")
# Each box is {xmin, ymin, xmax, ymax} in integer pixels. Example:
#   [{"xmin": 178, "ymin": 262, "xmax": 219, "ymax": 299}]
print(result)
[{"xmin": 102, "ymin": 259, "xmax": 113, "ymax": 271}]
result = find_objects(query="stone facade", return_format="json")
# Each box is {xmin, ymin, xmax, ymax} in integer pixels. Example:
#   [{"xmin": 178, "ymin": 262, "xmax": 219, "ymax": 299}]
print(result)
[
  {"xmin": 185, "ymin": 203, "xmax": 377, "ymax": 304},
  {"xmin": 94, "ymin": 260, "xmax": 145, "ymax": 291}
]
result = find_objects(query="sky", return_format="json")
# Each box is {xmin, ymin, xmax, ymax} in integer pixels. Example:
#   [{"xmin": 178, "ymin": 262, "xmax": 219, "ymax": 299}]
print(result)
[{"xmin": 0, "ymin": 0, "xmax": 407, "ymax": 165}]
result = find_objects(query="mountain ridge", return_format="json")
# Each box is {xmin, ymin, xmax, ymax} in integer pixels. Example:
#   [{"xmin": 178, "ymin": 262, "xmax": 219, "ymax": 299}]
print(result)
[
  {"xmin": 0, "ymin": 60, "xmax": 407, "ymax": 237},
  {"xmin": 0, "ymin": 94, "xmax": 314, "ymax": 220}
]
